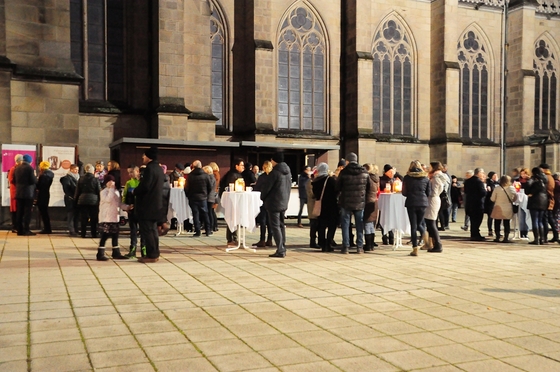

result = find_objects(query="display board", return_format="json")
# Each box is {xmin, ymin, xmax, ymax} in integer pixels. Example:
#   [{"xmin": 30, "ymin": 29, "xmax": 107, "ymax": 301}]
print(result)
[
  {"xmin": 41, "ymin": 146, "xmax": 76, "ymax": 207},
  {"xmin": 2, "ymin": 144, "xmax": 37, "ymax": 207}
]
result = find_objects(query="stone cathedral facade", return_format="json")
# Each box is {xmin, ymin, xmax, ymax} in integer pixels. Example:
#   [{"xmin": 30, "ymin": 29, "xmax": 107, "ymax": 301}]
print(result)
[{"xmin": 0, "ymin": 0, "xmax": 558, "ymax": 176}]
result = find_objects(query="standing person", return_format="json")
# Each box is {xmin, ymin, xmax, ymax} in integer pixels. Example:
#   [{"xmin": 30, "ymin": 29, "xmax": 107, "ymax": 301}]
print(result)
[
  {"xmin": 526, "ymin": 167, "xmax": 549, "ymax": 245},
  {"xmin": 461, "ymin": 170, "xmax": 474, "ymax": 231},
  {"xmin": 13, "ymin": 154, "xmax": 37, "ymax": 236},
  {"xmin": 209, "ymin": 162, "xmax": 221, "ymax": 232},
  {"xmin": 490, "ymin": 175, "xmax": 518, "ymax": 243},
  {"xmin": 252, "ymin": 164, "xmax": 261, "ymax": 179},
  {"xmin": 169, "ymin": 163, "xmax": 185, "ymax": 184},
  {"xmin": 122, "ymin": 165, "xmax": 140, "ymax": 258},
  {"xmin": 362, "ymin": 163, "xmax": 380, "ymax": 252},
  {"xmin": 336, "ymin": 152, "xmax": 370, "ymax": 254},
  {"xmin": 333, "ymin": 159, "xmax": 346, "ymax": 178},
  {"xmin": 297, "ymin": 166, "xmax": 311, "ymax": 228},
  {"xmin": 553, "ymin": 173, "xmax": 560, "ymax": 242},
  {"xmin": 75, "ymin": 164, "xmax": 101, "ymax": 238},
  {"xmin": 106, "ymin": 160, "xmax": 122, "ymax": 191},
  {"xmin": 185, "ymin": 160, "xmax": 212, "ymax": 237},
  {"xmin": 203, "ymin": 165, "xmax": 217, "ymax": 235},
  {"xmin": 96, "ymin": 175, "xmax": 127, "ymax": 261},
  {"xmin": 8, "ymin": 154, "xmax": 23, "ymax": 233},
  {"xmin": 36, "ymin": 161, "xmax": 54, "ymax": 234},
  {"xmin": 379, "ymin": 164, "xmax": 396, "ymax": 245},
  {"xmin": 402, "ymin": 160, "xmax": 430, "ymax": 256},
  {"xmin": 261, "ymin": 152, "xmax": 292, "ymax": 258},
  {"xmin": 305, "ymin": 167, "xmax": 319, "ymax": 248},
  {"xmin": 60, "ymin": 164, "xmax": 80, "ymax": 236},
  {"xmin": 518, "ymin": 168, "xmax": 531, "ymax": 239},
  {"xmin": 450, "ymin": 175, "xmax": 462, "ymax": 223},
  {"xmin": 464, "ymin": 168, "xmax": 487, "ymax": 241},
  {"xmin": 313, "ymin": 163, "xmax": 339, "ymax": 252},
  {"xmin": 424, "ymin": 162, "xmax": 447, "ymax": 253},
  {"xmin": 158, "ymin": 164, "xmax": 171, "ymax": 236},
  {"xmin": 540, "ymin": 163, "xmax": 557, "ymax": 243},
  {"xmin": 94, "ymin": 161, "xmax": 106, "ymax": 184},
  {"xmin": 438, "ymin": 165, "xmax": 452, "ymax": 231},
  {"xmin": 253, "ymin": 160, "xmax": 273, "ymax": 247},
  {"xmin": 242, "ymin": 161, "xmax": 257, "ymax": 186},
  {"xmin": 485, "ymin": 171, "xmax": 499, "ymax": 237},
  {"xmin": 134, "ymin": 146, "xmax": 165, "ymax": 263},
  {"xmin": 219, "ymin": 158, "xmax": 244, "ymax": 246}
]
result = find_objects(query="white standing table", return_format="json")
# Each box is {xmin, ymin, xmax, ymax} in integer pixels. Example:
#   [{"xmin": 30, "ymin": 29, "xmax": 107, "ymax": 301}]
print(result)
[
  {"xmin": 377, "ymin": 193, "xmax": 410, "ymax": 250},
  {"xmin": 220, "ymin": 191, "xmax": 262, "ymax": 252},
  {"xmin": 168, "ymin": 188, "xmax": 193, "ymax": 236}
]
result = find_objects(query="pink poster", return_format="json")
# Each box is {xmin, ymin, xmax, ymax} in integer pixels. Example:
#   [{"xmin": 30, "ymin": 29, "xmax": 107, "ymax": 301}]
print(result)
[
  {"xmin": 2, "ymin": 149, "xmax": 37, "ymax": 172},
  {"xmin": 2, "ymin": 144, "xmax": 37, "ymax": 207}
]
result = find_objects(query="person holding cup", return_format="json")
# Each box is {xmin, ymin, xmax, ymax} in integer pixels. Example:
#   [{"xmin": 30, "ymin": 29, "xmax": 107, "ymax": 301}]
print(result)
[{"xmin": 218, "ymin": 158, "xmax": 245, "ymax": 246}]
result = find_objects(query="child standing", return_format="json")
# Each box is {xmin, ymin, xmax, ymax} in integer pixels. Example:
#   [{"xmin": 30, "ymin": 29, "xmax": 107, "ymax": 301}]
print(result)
[{"xmin": 96, "ymin": 175, "xmax": 127, "ymax": 261}]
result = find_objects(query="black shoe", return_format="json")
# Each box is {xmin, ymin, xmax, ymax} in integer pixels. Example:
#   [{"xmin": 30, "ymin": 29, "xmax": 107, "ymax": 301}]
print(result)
[
  {"xmin": 193, "ymin": 233, "xmax": 201, "ymax": 237},
  {"xmin": 11, "ymin": 229, "xmax": 17, "ymax": 233},
  {"xmin": 310, "ymin": 243, "xmax": 320, "ymax": 249},
  {"xmin": 437, "ymin": 227, "xmax": 445, "ymax": 231},
  {"xmin": 341, "ymin": 247, "xmax": 349, "ymax": 254},
  {"xmin": 470, "ymin": 236, "xmax": 486, "ymax": 241},
  {"xmin": 38, "ymin": 230, "xmax": 52, "ymax": 234},
  {"xmin": 269, "ymin": 252, "xmax": 285, "ymax": 258},
  {"xmin": 461, "ymin": 226, "xmax": 468, "ymax": 231},
  {"xmin": 330, "ymin": 240, "xmax": 338, "ymax": 247},
  {"xmin": 69, "ymin": 232, "xmax": 79, "ymax": 237},
  {"xmin": 428, "ymin": 248, "xmax": 443, "ymax": 253},
  {"xmin": 23, "ymin": 231, "xmax": 36, "ymax": 236},
  {"xmin": 493, "ymin": 238, "xmax": 500, "ymax": 243},
  {"xmin": 206, "ymin": 232, "xmax": 213, "ymax": 237}
]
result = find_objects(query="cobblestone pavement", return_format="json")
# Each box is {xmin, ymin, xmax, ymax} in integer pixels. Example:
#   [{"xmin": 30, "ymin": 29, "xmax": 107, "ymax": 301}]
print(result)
[{"xmin": 2, "ymin": 220, "xmax": 560, "ymax": 371}]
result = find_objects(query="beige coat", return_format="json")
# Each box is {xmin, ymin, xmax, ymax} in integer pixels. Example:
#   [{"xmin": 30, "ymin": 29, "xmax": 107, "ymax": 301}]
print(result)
[
  {"xmin": 490, "ymin": 185, "xmax": 518, "ymax": 220},
  {"xmin": 424, "ymin": 171, "xmax": 446, "ymax": 220}
]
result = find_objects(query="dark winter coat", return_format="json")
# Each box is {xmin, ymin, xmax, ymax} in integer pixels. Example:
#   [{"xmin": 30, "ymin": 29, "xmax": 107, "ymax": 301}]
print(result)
[
  {"xmin": 526, "ymin": 175, "xmax": 549, "ymax": 211},
  {"xmin": 134, "ymin": 160, "xmax": 165, "ymax": 220},
  {"xmin": 402, "ymin": 171, "xmax": 429, "ymax": 208},
  {"xmin": 484, "ymin": 178, "xmax": 498, "ymax": 214},
  {"xmin": 261, "ymin": 162, "xmax": 292, "ymax": 212},
  {"xmin": 379, "ymin": 174, "xmax": 394, "ymax": 193},
  {"xmin": 298, "ymin": 172, "xmax": 310, "ymax": 201},
  {"xmin": 463, "ymin": 175, "xmax": 487, "ymax": 214},
  {"xmin": 312, "ymin": 175, "xmax": 338, "ymax": 223},
  {"xmin": 186, "ymin": 167, "xmax": 212, "ymax": 202},
  {"xmin": 242, "ymin": 169, "xmax": 257, "ymax": 186},
  {"xmin": 207, "ymin": 175, "xmax": 217, "ymax": 204},
  {"xmin": 36, "ymin": 169, "xmax": 54, "ymax": 207},
  {"xmin": 363, "ymin": 173, "xmax": 380, "ymax": 223},
  {"xmin": 75, "ymin": 173, "xmax": 101, "ymax": 206},
  {"xmin": 219, "ymin": 169, "xmax": 243, "ymax": 196},
  {"xmin": 336, "ymin": 162, "xmax": 369, "ymax": 211},
  {"xmin": 159, "ymin": 177, "xmax": 171, "ymax": 224},
  {"xmin": 60, "ymin": 174, "xmax": 78, "ymax": 210},
  {"xmin": 13, "ymin": 162, "xmax": 37, "ymax": 200}
]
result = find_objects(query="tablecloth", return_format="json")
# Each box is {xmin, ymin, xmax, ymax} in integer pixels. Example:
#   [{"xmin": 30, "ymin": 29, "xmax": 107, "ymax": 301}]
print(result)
[
  {"xmin": 378, "ymin": 193, "xmax": 411, "ymax": 235},
  {"xmin": 168, "ymin": 188, "xmax": 193, "ymax": 223},
  {"xmin": 221, "ymin": 191, "xmax": 262, "ymax": 232}
]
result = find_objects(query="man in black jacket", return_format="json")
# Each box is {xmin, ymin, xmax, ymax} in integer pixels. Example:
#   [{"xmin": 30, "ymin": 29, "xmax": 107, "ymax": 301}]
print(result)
[
  {"xmin": 134, "ymin": 146, "xmax": 165, "ymax": 263},
  {"xmin": 186, "ymin": 160, "xmax": 213, "ymax": 237},
  {"xmin": 463, "ymin": 167, "xmax": 487, "ymax": 241},
  {"xmin": 60, "ymin": 164, "xmax": 80, "ymax": 236},
  {"xmin": 336, "ymin": 152, "xmax": 371, "ymax": 254},
  {"xmin": 13, "ymin": 154, "xmax": 37, "ymax": 236},
  {"xmin": 219, "ymin": 158, "xmax": 245, "ymax": 245},
  {"xmin": 261, "ymin": 152, "xmax": 292, "ymax": 258}
]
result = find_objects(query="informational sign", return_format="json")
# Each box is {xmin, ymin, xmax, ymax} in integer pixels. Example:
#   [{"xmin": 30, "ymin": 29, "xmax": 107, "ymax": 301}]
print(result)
[
  {"xmin": 2, "ymin": 144, "xmax": 37, "ymax": 207},
  {"xmin": 41, "ymin": 146, "xmax": 76, "ymax": 207}
]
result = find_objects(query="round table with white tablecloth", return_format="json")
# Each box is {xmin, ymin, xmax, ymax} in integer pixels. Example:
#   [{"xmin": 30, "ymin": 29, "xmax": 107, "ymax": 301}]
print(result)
[
  {"xmin": 220, "ymin": 191, "xmax": 262, "ymax": 251},
  {"xmin": 377, "ymin": 193, "xmax": 410, "ymax": 249},
  {"xmin": 168, "ymin": 188, "xmax": 193, "ymax": 235}
]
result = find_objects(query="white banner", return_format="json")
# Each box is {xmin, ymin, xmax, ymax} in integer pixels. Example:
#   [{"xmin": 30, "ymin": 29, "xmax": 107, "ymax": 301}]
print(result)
[{"xmin": 41, "ymin": 146, "xmax": 76, "ymax": 207}]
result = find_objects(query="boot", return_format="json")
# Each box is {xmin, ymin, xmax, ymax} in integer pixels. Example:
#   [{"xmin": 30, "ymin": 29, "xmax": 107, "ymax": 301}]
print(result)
[
  {"xmin": 364, "ymin": 234, "xmax": 373, "ymax": 252},
  {"xmin": 372, "ymin": 233, "xmax": 378, "ymax": 247},
  {"xmin": 112, "ymin": 247, "xmax": 127, "ymax": 259},
  {"xmin": 420, "ymin": 231, "xmax": 431, "ymax": 250},
  {"xmin": 96, "ymin": 248, "xmax": 109, "ymax": 261},
  {"xmin": 125, "ymin": 245, "xmax": 137, "ymax": 258},
  {"xmin": 502, "ymin": 227, "xmax": 512, "ymax": 243},
  {"xmin": 388, "ymin": 231, "xmax": 394, "ymax": 245},
  {"xmin": 254, "ymin": 240, "xmax": 266, "ymax": 248},
  {"xmin": 410, "ymin": 247, "xmax": 418, "ymax": 256},
  {"xmin": 309, "ymin": 240, "xmax": 320, "ymax": 249},
  {"xmin": 428, "ymin": 241, "xmax": 443, "ymax": 253},
  {"xmin": 530, "ymin": 228, "xmax": 540, "ymax": 245},
  {"xmin": 540, "ymin": 227, "xmax": 546, "ymax": 244},
  {"xmin": 382, "ymin": 234, "xmax": 388, "ymax": 245},
  {"xmin": 265, "ymin": 238, "xmax": 274, "ymax": 247}
]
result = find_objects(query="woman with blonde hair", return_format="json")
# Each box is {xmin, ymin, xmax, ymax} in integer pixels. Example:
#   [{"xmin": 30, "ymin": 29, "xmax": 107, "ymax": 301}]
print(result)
[
  {"xmin": 490, "ymin": 175, "xmax": 517, "ymax": 243},
  {"xmin": 402, "ymin": 160, "xmax": 429, "ymax": 256},
  {"xmin": 424, "ymin": 161, "xmax": 447, "ymax": 253},
  {"xmin": 362, "ymin": 163, "xmax": 379, "ymax": 251},
  {"xmin": 209, "ymin": 162, "xmax": 220, "ymax": 232}
]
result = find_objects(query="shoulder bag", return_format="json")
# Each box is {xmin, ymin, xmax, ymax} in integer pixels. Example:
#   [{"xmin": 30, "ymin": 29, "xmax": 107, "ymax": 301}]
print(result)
[
  {"xmin": 313, "ymin": 176, "xmax": 328, "ymax": 217},
  {"xmin": 502, "ymin": 187, "xmax": 519, "ymax": 213}
]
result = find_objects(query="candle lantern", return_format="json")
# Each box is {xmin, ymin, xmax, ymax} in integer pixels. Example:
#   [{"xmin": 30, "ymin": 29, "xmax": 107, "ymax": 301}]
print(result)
[
  {"xmin": 235, "ymin": 178, "xmax": 245, "ymax": 192},
  {"xmin": 384, "ymin": 183, "xmax": 391, "ymax": 193},
  {"xmin": 514, "ymin": 181, "xmax": 521, "ymax": 192},
  {"xmin": 393, "ymin": 179, "xmax": 402, "ymax": 193},
  {"xmin": 178, "ymin": 176, "xmax": 185, "ymax": 188}
]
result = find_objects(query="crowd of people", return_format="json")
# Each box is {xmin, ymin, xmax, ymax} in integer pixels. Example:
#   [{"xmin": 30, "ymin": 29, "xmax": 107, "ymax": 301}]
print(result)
[{"xmin": 8, "ymin": 147, "xmax": 560, "ymax": 261}]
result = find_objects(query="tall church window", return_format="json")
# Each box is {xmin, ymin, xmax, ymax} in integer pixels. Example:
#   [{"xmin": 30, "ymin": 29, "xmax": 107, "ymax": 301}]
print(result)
[
  {"xmin": 210, "ymin": 2, "xmax": 227, "ymax": 127},
  {"xmin": 70, "ymin": 0, "xmax": 125, "ymax": 102},
  {"xmin": 534, "ymin": 39, "xmax": 558, "ymax": 131},
  {"xmin": 372, "ymin": 19, "xmax": 414, "ymax": 136},
  {"xmin": 458, "ymin": 31, "xmax": 489, "ymax": 140},
  {"xmin": 278, "ymin": 7, "xmax": 326, "ymax": 131}
]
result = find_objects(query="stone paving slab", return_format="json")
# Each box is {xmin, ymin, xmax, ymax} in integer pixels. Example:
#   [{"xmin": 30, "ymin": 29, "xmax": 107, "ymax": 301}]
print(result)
[{"xmin": 2, "ymin": 221, "xmax": 560, "ymax": 371}]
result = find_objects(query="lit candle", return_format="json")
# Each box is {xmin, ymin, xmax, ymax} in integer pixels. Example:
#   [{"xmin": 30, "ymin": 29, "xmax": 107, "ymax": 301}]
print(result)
[{"xmin": 393, "ymin": 179, "xmax": 402, "ymax": 193}]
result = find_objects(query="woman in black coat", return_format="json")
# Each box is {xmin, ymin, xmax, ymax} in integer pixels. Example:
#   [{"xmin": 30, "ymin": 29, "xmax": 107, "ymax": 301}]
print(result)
[
  {"xmin": 402, "ymin": 160, "xmax": 430, "ymax": 256},
  {"xmin": 75, "ymin": 164, "xmax": 101, "ymax": 238},
  {"xmin": 312, "ymin": 163, "xmax": 338, "ymax": 252},
  {"xmin": 253, "ymin": 161, "xmax": 273, "ymax": 247},
  {"xmin": 526, "ymin": 167, "xmax": 549, "ymax": 245},
  {"xmin": 37, "ymin": 161, "xmax": 54, "ymax": 234}
]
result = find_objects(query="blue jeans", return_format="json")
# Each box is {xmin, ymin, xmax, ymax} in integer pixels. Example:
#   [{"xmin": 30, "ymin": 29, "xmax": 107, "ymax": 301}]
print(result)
[
  {"xmin": 189, "ymin": 200, "xmax": 210, "ymax": 234},
  {"xmin": 340, "ymin": 208, "xmax": 364, "ymax": 248},
  {"xmin": 530, "ymin": 210, "xmax": 545, "ymax": 230}
]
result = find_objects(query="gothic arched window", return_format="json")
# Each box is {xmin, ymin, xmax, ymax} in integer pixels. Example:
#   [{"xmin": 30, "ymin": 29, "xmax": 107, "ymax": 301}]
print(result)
[
  {"xmin": 457, "ymin": 30, "xmax": 490, "ymax": 140},
  {"xmin": 372, "ymin": 19, "xmax": 414, "ymax": 135},
  {"xmin": 278, "ymin": 7, "xmax": 326, "ymax": 131},
  {"xmin": 534, "ymin": 39, "xmax": 558, "ymax": 131},
  {"xmin": 210, "ymin": 3, "xmax": 227, "ymax": 127}
]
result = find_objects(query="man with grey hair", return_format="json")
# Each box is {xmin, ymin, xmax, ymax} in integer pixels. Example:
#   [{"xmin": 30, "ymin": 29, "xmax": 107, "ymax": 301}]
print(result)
[
  {"xmin": 463, "ymin": 167, "xmax": 487, "ymax": 241},
  {"xmin": 186, "ymin": 159, "xmax": 213, "ymax": 237}
]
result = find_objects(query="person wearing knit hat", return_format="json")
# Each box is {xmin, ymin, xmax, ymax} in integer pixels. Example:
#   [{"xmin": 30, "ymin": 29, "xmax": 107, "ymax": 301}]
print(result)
[
  {"xmin": 13, "ymin": 153, "xmax": 38, "ymax": 235},
  {"xmin": 8, "ymin": 154, "xmax": 24, "ymax": 232},
  {"xmin": 135, "ymin": 145, "xmax": 165, "ymax": 263},
  {"xmin": 334, "ymin": 159, "xmax": 346, "ymax": 178},
  {"xmin": 262, "ymin": 151, "xmax": 292, "ymax": 258},
  {"xmin": 346, "ymin": 152, "xmax": 358, "ymax": 163},
  {"xmin": 37, "ymin": 160, "xmax": 55, "ymax": 234}
]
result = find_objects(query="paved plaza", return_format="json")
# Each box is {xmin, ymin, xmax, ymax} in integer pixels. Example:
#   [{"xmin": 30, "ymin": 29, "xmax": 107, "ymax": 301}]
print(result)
[{"xmin": 1, "ymin": 221, "xmax": 560, "ymax": 371}]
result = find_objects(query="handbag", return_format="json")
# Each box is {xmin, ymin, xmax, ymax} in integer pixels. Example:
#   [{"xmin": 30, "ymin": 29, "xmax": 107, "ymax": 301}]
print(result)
[
  {"xmin": 313, "ymin": 176, "xmax": 328, "ymax": 216},
  {"xmin": 502, "ymin": 187, "xmax": 519, "ymax": 213},
  {"xmin": 439, "ymin": 189, "xmax": 451, "ymax": 210}
]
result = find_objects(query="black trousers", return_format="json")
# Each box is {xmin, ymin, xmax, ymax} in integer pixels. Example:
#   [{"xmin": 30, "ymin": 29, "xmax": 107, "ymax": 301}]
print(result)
[
  {"xmin": 189, "ymin": 200, "xmax": 210, "ymax": 235},
  {"xmin": 317, "ymin": 218, "xmax": 337, "ymax": 250},
  {"xmin": 79, "ymin": 205, "xmax": 99, "ymax": 237},
  {"xmin": 425, "ymin": 218, "xmax": 441, "ymax": 247},
  {"xmin": 469, "ymin": 209, "xmax": 484, "ymax": 238},
  {"xmin": 139, "ymin": 219, "xmax": 159, "ymax": 258},
  {"xmin": 407, "ymin": 206, "xmax": 426, "ymax": 247},
  {"xmin": 267, "ymin": 210, "xmax": 286, "ymax": 254},
  {"xmin": 38, "ymin": 203, "xmax": 51, "ymax": 232},
  {"xmin": 16, "ymin": 198, "xmax": 33, "ymax": 234}
]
